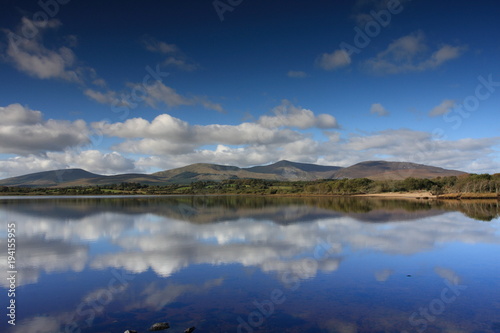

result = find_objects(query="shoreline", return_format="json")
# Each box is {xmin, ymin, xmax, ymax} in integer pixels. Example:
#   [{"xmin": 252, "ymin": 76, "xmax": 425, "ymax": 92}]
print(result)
[
  {"xmin": 0, "ymin": 191, "xmax": 498, "ymax": 200},
  {"xmin": 353, "ymin": 191, "xmax": 436, "ymax": 199}
]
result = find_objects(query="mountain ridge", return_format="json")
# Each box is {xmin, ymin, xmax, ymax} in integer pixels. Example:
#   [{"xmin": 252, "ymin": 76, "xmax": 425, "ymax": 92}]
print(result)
[{"xmin": 0, "ymin": 160, "xmax": 467, "ymax": 187}]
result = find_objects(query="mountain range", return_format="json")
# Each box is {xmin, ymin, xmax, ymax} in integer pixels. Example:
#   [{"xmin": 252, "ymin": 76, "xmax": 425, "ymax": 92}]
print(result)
[{"xmin": 0, "ymin": 160, "xmax": 466, "ymax": 187}]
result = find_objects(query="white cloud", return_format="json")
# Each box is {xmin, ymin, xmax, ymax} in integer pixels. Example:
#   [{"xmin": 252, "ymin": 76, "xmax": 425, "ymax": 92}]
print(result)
[
  {"xmin": 71, "ymin": 150, "xmax": 136, "ymax": 174},
  {"xmin": 317, "ymin": 49, "xmax": 352, "ymax": 70},
  {"xmin": 132, "ymin": 81, "xmax": 222, "ymax": 111},
  {"xmin": 259, "ymin": 100, "xmax": 338, "ymax": 129},
  {"xmin": 142, "ymin": 36, "xmax": 198, "ymax": 71},
  {"xmin": 365, "ymin": 31, "xmax": 465, "ymax": 74},
  {"xmin": 92, "ymin": 78, "xmax": 107, "ymax": 87},
  {"xmin": 429, "ymin": 99, "xmax": 455, "ymax": 117},
  {"xmin": 140, "ymin": 82, "xmax": 190, "ymax": 108},
  {"xmin": 0, "ymin": 101, "xmax": 498, "ymax": 178},
  {"xmin": 370, "ymin": 103, "xmax": 390, "ymax": 116},
  {"xmin": 83, "ymin": 89, "xmax": 121, "ymax": 105},
  {"xmin": 86, "ymin": 81, "xmax": 223, "ymax": 112},
  {"xmin": 287, "ymin": 70, "xmax": 308, "ymax": 78},
  {"xmin": 318, "ymin": 129, "xmax": 500, "ymax": 173},
  {"xmin": 93, "ymin": 100, "xmax": 334, "ymax": 147},
  {"xmin": 0, "ymin": 149, "xmax": 137, "ymax": 178},
  {"xmin": 89, "ymin": 101, "xmax": 336, "ymax": 161},
  {"xmin": 136, "ymin": 128, "xmax": 499, "ymax": 174},
  {"xmin": 3, "ymin": 18, "xmax": 90, "ymax": 83},
  {"xmin": 143, "ymin": 39, "xmax": 179, "ymax": 54},
  {"xmin": 0, "ymin": 104, "xmax": 89, "ymax": 155}
]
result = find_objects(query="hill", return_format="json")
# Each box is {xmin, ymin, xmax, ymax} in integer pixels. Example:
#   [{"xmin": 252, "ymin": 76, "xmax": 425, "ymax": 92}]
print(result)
[
  {"xmin": 331, "ymin": 161, "xmax": 466, "ymax": 180},
  {"xmin": 245, "ymin": 160, "xmax": 341, "ymax": 180},
  {"xmin": 0, "ymin": 169, "xmax": 101, "ymax": 187},
  {"xmin": 152, "ymin": 163, "xmax": 281, "ymax": 183},
  {"xmin": 0, "ymin": 160, "xmax": 466, "ymax": 187}
]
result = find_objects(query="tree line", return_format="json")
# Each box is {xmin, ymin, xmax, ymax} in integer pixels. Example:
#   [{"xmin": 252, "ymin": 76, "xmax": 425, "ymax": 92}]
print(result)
[{"xmin": 1, "ymin": 173, "xmax": 499, "ymax": 196}]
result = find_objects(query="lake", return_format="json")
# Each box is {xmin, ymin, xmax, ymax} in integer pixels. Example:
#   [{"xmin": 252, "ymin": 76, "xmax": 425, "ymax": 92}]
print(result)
[{"xmin": 0, "ymin": 196, "xmax": 499, "ymax": 333}]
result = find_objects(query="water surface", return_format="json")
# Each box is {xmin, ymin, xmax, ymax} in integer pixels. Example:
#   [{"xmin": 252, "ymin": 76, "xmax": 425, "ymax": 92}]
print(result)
[{"xmin": 0, "ymin": 196, "xmax": 499, "ymax": 333}]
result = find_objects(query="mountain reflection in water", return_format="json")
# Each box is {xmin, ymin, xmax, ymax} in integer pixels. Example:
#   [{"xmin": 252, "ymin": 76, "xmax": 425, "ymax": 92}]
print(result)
[{"xmin": 0, "ymin": 196, "xmax": 499, "ymax": 333}]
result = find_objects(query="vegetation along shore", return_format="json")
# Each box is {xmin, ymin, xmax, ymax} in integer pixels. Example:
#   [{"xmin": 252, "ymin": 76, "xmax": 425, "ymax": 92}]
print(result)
[{"xmin": 1, "ymin": 173, "xmax": 499, "ymax": 199}]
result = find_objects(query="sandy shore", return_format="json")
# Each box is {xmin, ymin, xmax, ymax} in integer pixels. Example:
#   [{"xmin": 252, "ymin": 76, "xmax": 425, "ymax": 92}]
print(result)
[{"xmin": 354, "ymin": 191, "xmax": 436, "ymax": 199}]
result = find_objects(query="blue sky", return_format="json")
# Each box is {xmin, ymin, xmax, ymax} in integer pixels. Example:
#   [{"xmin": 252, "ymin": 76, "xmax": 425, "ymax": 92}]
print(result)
[{"xmin": 0, "ymin": 0, "xmax": 499, "ymax": 177}]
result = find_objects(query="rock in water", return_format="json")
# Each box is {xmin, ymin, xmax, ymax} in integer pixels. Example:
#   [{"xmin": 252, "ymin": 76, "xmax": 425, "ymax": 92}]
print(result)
[
  {"xmin": 184, "ymin": 327, "xmax": 196, "ymax": 333},
  {"xmin": 124, "ymin": 331, "xmax": 138, "ymax": 333},
  {"xmin": 148, "ymin": 322, "xmax": 170, "ymax": 331}
]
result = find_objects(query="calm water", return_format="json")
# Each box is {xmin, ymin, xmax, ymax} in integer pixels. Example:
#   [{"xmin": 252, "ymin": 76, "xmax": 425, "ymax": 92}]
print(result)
[{"xmin": 0, "ymin": 196, "xmax": 499, "ymax": 333}]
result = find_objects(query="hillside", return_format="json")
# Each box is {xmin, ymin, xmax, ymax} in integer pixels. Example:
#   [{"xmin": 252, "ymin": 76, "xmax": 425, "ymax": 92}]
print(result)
[
  {"xmin": 0, "ymin": 160, "xmax": 467, "ymax": 187},
  {"xmin": 152, "ymin": 163, "xmax": 282, "ymax": 183},
  {"xmin": 245, "ymin": 160, "xmax": 341, "ymax": 180},
  {"xmin": 0, "ymin": 169, "xmax": 101, "ymax": 187},
  {"xmin": 331, "ymin": 161, "xmax": 466, "ymax": 180}
]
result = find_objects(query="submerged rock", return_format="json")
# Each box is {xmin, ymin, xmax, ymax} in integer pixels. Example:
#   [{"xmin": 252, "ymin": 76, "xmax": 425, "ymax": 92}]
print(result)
[
  {"xmin": 184, "ymin": 327, "xmax": 196, "ymax": 333},
  {"xmin": 124, "ymin": 330, "xmax": 138, "ymax": 333},
  {"xmin": 148, "ymin": 322, "xmax": 170, "ymax": 331}
]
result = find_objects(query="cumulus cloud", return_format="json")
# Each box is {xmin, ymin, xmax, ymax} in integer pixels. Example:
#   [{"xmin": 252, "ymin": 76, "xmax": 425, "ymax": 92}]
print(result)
[
  {"xmin": 131, "ymin": 81, "xmax": 223, "ymax": 112},
  {"xmin": 86, "ymin": 81, "xmax": 223, "ymax": 112},
  {"xmin": 71, "ymin": 150, "xmax": 136, "ymax": 173},
  {"xmin": 0, "ymin": 104, "xmax": 89, "ymax": 155},
  {"xmin": 58, "ymin": 118, "xmax": 500, "ymax": 177},
  {"xmin": 2, "ymin": 18, "xmax": 100, "ymax": 83},
  {"xmin": 0, "ymin": 102, "xmax": 498, "ymax": 177},
  {"xmin": 364, "ymin": 31, "xmax": 465, "ymax": 74},
  {"xmin": 142, "ymin": 36, "xmax": 198, "ymax": 71},
  {"xmin": 259, "ymin": 100, "xmax": 338, "ymax": 129},
  {"xmin": 318, "ymin": 129, "xmax": 500, "ymax": 173},
  {"xmin": 83, "ymin": 89, "xmax": 121, "ymax": 106},
  {"xmin": 0, "ymin": 149, "xmax": 137, "ymax": 178},
  {"xmin": 429, "ymin": 99, "xmax": 456, "ymax": 117},
  {"xmin": 95, "ymin": 114, "xmax": 302, "ymax": 145},
  {"xmin": 91, "ymin": 100, "xmax": 335, "ymax": 158},
  {"xmin": 317, "ymin": 49, "xmax": 352, "ymax": 70},
  {"xmin": 370, "ymin": 103, "xmax": 390, "ymax": 116}
]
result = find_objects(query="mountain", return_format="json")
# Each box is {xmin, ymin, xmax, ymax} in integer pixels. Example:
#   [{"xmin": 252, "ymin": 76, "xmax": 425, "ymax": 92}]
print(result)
[
  {"xmin": 245, "ymin": 160, "xmax": 341, "ymax": 180},
  {"xmin": 152, "ymin": 163, "xmax": 281, "ymax": 182},
  {"xmin": 0, "ymin": 169, "xmax": 101, "ymax": 187},
  {"xmin": 0, "ymin": 169, "xmax": 165, "ymax": 187},
  {"xmin": 0, "ymin": 160, "xmax": 466, "ymax": 187},
  {"xmin": 331, "ymin": 161, "xmax": 466, "ymax": 180}
]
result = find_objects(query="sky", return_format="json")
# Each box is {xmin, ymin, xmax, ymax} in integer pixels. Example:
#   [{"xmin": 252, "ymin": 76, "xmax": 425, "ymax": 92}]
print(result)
[{"xmin": 0, "ymin": 0, "xmax": 499, "ymax": 178}]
